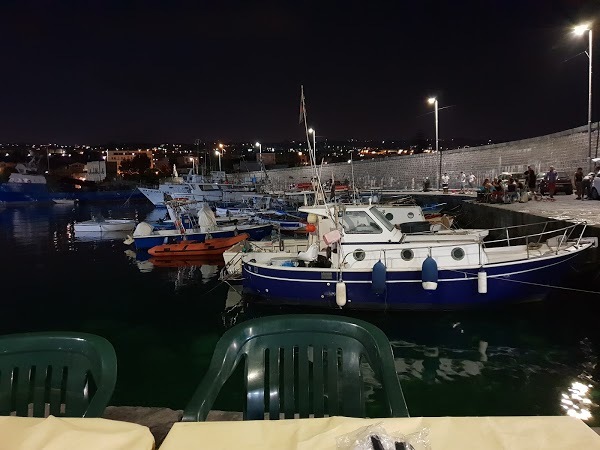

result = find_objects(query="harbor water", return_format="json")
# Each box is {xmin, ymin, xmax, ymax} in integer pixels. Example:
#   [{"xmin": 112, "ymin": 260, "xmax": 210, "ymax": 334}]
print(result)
[{"xmin": 1, "ymin": 200, "xmax": 600, "ymax": 424}]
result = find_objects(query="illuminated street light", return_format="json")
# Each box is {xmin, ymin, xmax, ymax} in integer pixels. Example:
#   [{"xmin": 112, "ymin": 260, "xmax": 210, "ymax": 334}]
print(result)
[
  {"xmin": 573, "ymin": 23, "xmax": 594, "ymax": 170},
  {"xmin": 427, "ymin": 97, "xmax": 441, "ymax": 188},
  {"xmin": 255, "ymin": 142, "xmax": 262, "ymax": 161},
  {"xmin": 308, "ymin": 128, "xmax": 316, "ymax": 155},
  {"xmin": 215, "ymin": 150, "xmax": 221, "ymax": 171}
]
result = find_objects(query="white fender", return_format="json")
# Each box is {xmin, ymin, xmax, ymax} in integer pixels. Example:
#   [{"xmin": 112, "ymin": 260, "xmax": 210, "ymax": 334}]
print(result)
[
  {"xmin": 336, "ymin": 281, "xmax": 347, "ymax": 307},
  {"xmin": 478, "ymin": 269, "xmax": 488, "ymax": 294}
]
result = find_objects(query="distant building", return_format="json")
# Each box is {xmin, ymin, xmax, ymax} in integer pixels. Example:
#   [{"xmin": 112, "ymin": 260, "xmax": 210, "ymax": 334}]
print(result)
[
  {"xmin": 85, "ymin": 161, "xmax": 107, "ymax": 182},
  {"xmin": 259, "ymin": 153, "xmax": 276, "ymax": 166},
  {"xmin": 107, "ymin": 149, "xmax": 154, "ymax": 174}
]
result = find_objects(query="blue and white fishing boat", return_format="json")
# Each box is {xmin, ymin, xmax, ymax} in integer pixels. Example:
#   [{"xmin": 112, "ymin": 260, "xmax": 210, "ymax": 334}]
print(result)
[
  {"xmin": 237, "ymin": 203, "xmax": 596, "ymax": 310},
  {"xmin": 130, "ymin": 202, "xmax": 273, "ymax": 250}
]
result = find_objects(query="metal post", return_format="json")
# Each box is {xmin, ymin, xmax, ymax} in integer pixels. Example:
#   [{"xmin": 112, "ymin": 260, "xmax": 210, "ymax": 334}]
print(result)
[
  {"xmin": 434, "ymin": 100, "xmax": 440, "ymax": 188},
  {"xmin": 588, "ymin": 29, "xmax": 593, "ymax": 171}
]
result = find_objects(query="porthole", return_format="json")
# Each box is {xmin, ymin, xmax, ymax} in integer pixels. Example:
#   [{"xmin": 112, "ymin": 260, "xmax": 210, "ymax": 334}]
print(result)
[
  {"xmin": 407, "ymin": 212, "xmax": 414, "ymax": 219},
  {"xmin": 401, "ymin": 249, "xmax": 414, "ymax": 261},
  {"xmin": 353, "ymin": 249, "xmax": 365, "ymax": 261},
  {"xmin": 385, "ymin": 213, "xmax": 394, "ymax": 221},
  {"xmin": 451, "ymin": 247, "xmax": 465, "ymax": 260}
]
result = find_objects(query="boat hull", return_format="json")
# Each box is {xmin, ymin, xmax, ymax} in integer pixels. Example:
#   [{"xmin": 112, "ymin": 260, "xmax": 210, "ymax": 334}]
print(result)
[
  {"xmin": 0, "ymin": 183, "xmax": 143, "ymax": 204},
  {"xmin": 74, "ymin": 220, "xmax": 137, "ymax": 232},
  {"xmin": 0, "ymin": 183, "xmax": 51, "ymax": 203},
  {"xmin": 242, "ymin": 248, "xmax": 589, "ymax": 310},
  {"xmin": 133, "ymin": 224, "xmax": 273, "ymax": 250}
]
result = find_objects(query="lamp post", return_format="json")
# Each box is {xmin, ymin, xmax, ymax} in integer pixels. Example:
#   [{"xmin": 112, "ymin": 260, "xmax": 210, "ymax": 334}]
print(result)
[
  {"xmin": 427, "ymin": 97, "xmax": 440, "ymax": 188},
  {"xmin": 574, "ymin": 24, "xmax": 594, "ymax": 171},
  {"xmin": 255, "ymin": 142, "xmax": 262, "ymax": 162},
  {"xmin": 308, "ymin": 127, "xmax": 316, "ymax": 160},
  {"xmin": 215, "ymin": 150, "xmax": 222, "ymax": 172},
  {"xmin": 214, "ymin": 143, "xmax": 224, "ymax": 172}
]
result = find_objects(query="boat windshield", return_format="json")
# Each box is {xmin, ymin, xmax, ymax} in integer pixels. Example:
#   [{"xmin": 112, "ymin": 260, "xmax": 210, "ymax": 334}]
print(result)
[
  {"xmin": 369, "ymin": 206, "xmax": 394, "ymax": 231},
  {"xmin": 340, "ymin": 210, "xmax": 382, "ymax": 234}
]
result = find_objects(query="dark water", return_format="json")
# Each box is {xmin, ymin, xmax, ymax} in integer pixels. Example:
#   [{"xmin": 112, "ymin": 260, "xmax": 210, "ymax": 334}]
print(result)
[{"xmin": 1, "ymin": 201, "xmax": 600, "ymax": 424}]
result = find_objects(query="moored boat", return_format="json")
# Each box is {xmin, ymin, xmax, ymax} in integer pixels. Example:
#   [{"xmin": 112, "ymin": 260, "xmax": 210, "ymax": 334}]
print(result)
[
  {"xmin": 148, "ymin": 233, "xmax": 249, "ymax": 258},
  {"xmin": 130, "ymin": 202, "xmax": 273, "ymax": 250},
  {"xmin": 236, "ymin": 203, "xmax": 597, "ymax": 310},
  {"xmin": 0, "ymin": 169, "xmax": 143, "ymax": 204},
  {"xmin": 74, "ymin": 217, "xmax": 137, "ymax": 233}
]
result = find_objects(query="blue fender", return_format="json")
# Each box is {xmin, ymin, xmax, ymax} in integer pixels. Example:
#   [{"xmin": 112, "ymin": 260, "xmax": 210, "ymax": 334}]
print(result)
[
  {"xmin": 422, "ymin": 255, "xmax": 438, "ymax": 290},
  {"xmin": 372, "ymin": 260, "xmax": 387, "ymax": 295}
]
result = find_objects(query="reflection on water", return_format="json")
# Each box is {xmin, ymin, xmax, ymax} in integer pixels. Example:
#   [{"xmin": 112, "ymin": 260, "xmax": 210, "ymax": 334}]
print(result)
[
  {"xmin": 75, "ymin": 230, "xmax": 131, "ymax": 242},
  {"xmin": 391, "ymin": 340, "xmax": 489, "ymax": 384},
  {"xmin": 2, "ymin": 203, "xmax": 600, "ymax": 422},
  {"xmin": 561, "ymin": 381, "xmax": 593, "ymax": 420},
  {"xmin": 123, "ymin": 247, "xmax": 224, "ymax": 291}
]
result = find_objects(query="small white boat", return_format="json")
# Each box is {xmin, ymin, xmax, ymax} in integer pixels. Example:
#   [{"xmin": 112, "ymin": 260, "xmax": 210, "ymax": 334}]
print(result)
[{"xmin": 74, "ymin": 217, "xmax": 136, "ymax": 233}]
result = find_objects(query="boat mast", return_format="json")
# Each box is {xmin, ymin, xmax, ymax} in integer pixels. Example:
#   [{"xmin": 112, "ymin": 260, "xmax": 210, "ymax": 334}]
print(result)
[{"xmin": 299, "ymin": 85, "xmax": 328, "ymax": 207}]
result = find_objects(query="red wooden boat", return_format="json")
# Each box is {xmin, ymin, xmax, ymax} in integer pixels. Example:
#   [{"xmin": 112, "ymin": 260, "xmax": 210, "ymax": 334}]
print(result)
[{"xmin": 148, "ymin": 233, "xmax": 249, "ymax": 258}]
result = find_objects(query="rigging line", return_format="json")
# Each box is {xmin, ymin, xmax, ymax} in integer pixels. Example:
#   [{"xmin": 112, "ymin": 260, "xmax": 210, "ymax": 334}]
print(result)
[
  {"xmin": 562, "ymin": 51, "xmax": 587, "ymax": 63},
  {"xmin": 490, "ymin": 276, "xmax": 600, "ymax": 294}
]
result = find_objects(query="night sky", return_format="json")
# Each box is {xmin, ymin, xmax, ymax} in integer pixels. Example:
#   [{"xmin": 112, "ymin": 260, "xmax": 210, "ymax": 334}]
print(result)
[{"xmin": 0, "ymin": 1, "xmax": 598, "ymax": 145}]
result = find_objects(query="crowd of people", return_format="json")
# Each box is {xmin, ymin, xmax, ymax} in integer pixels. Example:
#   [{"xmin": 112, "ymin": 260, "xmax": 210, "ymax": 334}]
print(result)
[
  {"xmin": 477, "ymin": 164, "xmax": 599, "ymax": 203},
  {"xmin": 424, "ymin": 164, "xmax": 599, "ymax": 201}
]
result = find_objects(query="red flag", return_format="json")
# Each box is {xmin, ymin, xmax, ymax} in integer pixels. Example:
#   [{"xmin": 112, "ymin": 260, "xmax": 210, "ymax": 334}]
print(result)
[{"xmin": 299, "ymin": 85, "xmax": 305, "ymax": 124}]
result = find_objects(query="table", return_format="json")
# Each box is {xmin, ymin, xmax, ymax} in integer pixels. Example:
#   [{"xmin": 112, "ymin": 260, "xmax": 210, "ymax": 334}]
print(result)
[
  {"xmin": 160, "ymin": 416, "xmax": 600, "ymax": 449},
  {"xmin": 0, "ymin": 415, "xmax": 155, "ymax": 450}
]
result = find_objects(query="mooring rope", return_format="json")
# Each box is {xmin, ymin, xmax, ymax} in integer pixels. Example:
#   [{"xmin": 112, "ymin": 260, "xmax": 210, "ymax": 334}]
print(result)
[
  {"xmin": 446, "ymin": 268, "xmax": 600, "ymax": 295},
  {"xmin": 491, "ymin": 276, "xmax": 600, "ymax": 295}
]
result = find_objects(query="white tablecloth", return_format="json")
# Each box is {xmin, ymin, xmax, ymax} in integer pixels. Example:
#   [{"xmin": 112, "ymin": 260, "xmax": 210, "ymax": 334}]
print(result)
[
  {"xmin": 160, "ymin": 415, "xmax": 600, "ymax": 449},
  {"xmin": 0, "ymin": 415, "xmax": 155, "ymax": 450}
]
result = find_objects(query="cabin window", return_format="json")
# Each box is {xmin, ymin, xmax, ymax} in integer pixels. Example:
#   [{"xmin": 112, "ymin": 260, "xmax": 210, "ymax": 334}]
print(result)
[
  {"xmin": 385, "ymin": 213, "xmax": 394, "ymax": 221},
  {"xmin": 401, "ymin": 249, "xmax": 414, "ymax": 261},
  {"xmin": 368, "ymin": 207, "xmax": 394, "ymax": 231},
  {"xmin": 353, "ymin": 249, "xmax": 366, "ymax": 261},
  {"xmin": 407, "ymin": 212, "xmax": 414, "ymax": 219},
  {"xmin": 451, "ymin": 247, "xmax": 465, "ymax": 260},
  {"xmin": 341, "ymin": 211, "xmax": 383, "ymax": 234}
]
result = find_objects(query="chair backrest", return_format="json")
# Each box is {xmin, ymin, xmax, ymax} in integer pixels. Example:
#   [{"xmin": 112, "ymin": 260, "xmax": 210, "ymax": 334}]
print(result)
[
  {"xmin": 182, "ymin": 314, "xmax": 409, "ymax": 421},
  {"xmin": 0, "ymin": 332, "xmax": 117, "ymax": 418}
]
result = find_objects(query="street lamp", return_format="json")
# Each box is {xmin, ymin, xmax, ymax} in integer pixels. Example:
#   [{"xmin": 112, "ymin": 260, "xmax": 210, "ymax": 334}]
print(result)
[
  {"xmin": 573, "ymin": 23, "xmax": 593, "ymax": 171},
  {"xmin": 308, "ymin": 128, "xmax": 316, "ymax": 155},
  {"xmin": 214, "ymin": 150, "xmax": 221, "ymax": 171},
  {"xmin": 427, "ymin": 97, "xmax": 440, "ymax": 188},
  {"xmin": 255, "ymin": 142, "xmax": 261, "ymax": 162}
]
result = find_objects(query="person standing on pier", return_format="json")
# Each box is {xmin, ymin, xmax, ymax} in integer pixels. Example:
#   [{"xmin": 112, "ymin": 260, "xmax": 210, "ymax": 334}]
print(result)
[
  {"xmin": 545, "ymin": 166, "xmax": 558, "ymax": 198},
  {"xmin": 468, "ymin": 172, "xmax": 476, "ymax": 192},
  {"xmin": 524, "ymin": 165, "xmax": 536, "ymax": 194},
  {"xmin": 441, "ymin": 172, "xmax": 450, "ymax": 193},
  {"xmin": 574, "ymin": 167, "xmax": 584, "ymax": 200},
  {"xmin": 459, "ymin": 171, "xmax": 467, "ymax": 193}
]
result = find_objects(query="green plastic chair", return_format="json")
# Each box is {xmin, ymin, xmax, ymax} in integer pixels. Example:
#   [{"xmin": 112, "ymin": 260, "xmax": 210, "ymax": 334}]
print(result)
[
  {"xmin": 0, "ymin": 331, "xmax": 117, "ymax": 418},
  {"xmin": 182, "ymin": 314, "xmax": 409, "ymax": 421}
]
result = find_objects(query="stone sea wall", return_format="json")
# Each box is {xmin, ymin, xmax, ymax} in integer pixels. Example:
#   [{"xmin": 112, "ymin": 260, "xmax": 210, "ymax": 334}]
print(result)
[{"xmin": 241, "ymin": 124, "xmax": 599, "ymax": 190}]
